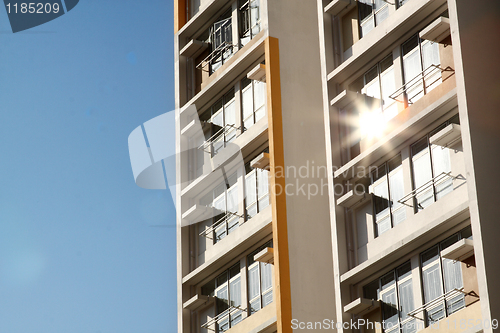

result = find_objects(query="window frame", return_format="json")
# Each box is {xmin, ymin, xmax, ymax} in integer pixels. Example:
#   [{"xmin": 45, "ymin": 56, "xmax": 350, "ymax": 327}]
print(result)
[
  {"xmin": 409, "ymin": 116, "xmax": 459, "ymax": 212},
  {"xmin": 370, "ymin": 154, "xmax": 406, "ymax": 237},
  {"xmin": 241, "ymin": 77, "xmax": 266, "ymax": 131},
  {"xmin": 247, "ymin": 240, "xmax": 274, "ymax": 315},
  {"xmin": 401, "ymin": 35, "xmax": 442, "ymax": 106},
  {"xmin": 420, "ymin": 228, "xmax": 470, "ymax": 326},
  {"xmin": 363, "ymin": 261, "xmax": 416, "ymax": 333}
]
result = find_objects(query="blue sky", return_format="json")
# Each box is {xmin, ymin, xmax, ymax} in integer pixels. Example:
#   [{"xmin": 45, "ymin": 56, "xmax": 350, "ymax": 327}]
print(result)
[{"xmin": 0, "ymin": 1, "xmax": 178, "ymax": 332}]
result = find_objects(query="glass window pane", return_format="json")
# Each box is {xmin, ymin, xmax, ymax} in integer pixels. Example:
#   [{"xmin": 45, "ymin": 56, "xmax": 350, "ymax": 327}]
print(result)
[
  {"xmin": 412, "ymin": 148, "xmax": 434, "ymax": 210},
  {"xmin": 402, "ymin": 319, "xmax": 417, "ymax": 333},
  {"xmin": 403, "ymin": 48, "xmax": 424, "ymax": 103},
  {"xmin": 373, "ymin": 180, "xmax": 390, "ymax": 219},
  {"xmin": 225, "ymin": 100, "xmax": 236, "ymax": 127},
  {"xmin": 359, "ymin": 0, "xmax": 373, "ymax": 22},
  {"xmin": 216, "ymin": 285, "xmax": 229, "ymax": 314},
  {"xmin": 376, "ymin": 214, "xmax": 391, "ymax": 236},
  {"xmin": 212, "ymin": 110, "xmax": 224, "ymax": 128},
  {"xmin": 218, "ymin": 317, "xmax": 230, "ymax": 332},
  {"xmin": 227, "ymin": 216, "xmax": 239, "ymax": 234},
  {"xmin": 431, "ymin": 145, "xmax": 453, "ymax": 200},
  {"xmin": 215, "ymin": 224, "xmax": 227, "ymax": 242},
  {"xmin": 248, "ymin": 264, "xmax": 260, "ymax": 300},
  {"xmin": 422, "ymin": 263, "xmax": 443, "ymax": 303},
  {"xmin": 262, "ymin": 290, "xmax": 273, "ymax": 307},
  {"xmin": 360, "ymin": 16, "xmax": 375, "ymax": 37},
  {"xmin": 389, "ymin": 167, "xmax": 406, "ymax": 225},
  {"xmin": 422, "ymin": 41, "xmax": 441, "ymax": 93},
  {"xmin": 381, "ymin": 67, "xmax": 396, "ymax": 110},
  {"xmin": 230, "ymin": 310, "xmax": 243, "ymax": 326},
  {"xmin": 254, "ymin": 80, "xmax": 266, "ymax": 111},
  {"xmin": 213, "ymin": 193, "xmax": 226, "ymax": 211},
  {"xmin": 250, "ymin": 0, "xmax": 260, "ymax": 35},
  {"xmin": 230, "ymin": 277, "xmax": 241, "ymax": 307},
  {"xmin": 257, "ymin": 169, "xmax": 269, "ymax": 197},
  {"xmin": 255, "ymin": 106, "xmax": 266, "ymax": 123},
  {"xmin": 427, "ymin": 304, "xmax": 445, "ymax": 324},
  {"xmin": 382, "ymin": 288, "xmax": 398, "ymax": 327},
  {"xmin": 421, "ymin": 246, "xmax": 439, "ymax": 267},
  {"xmin": 399, "ymin": 279, "xmax": 414, "ymax": 321},
  {"xmin": 242, "ymin": 86, "xmax": 253, "ymax": 125},
  {"xmin": 442, "ymin": 258, "xmax": 463, "ymax": 293},
  {"xmin": 260, "ymin": 262, "xmax": 273, "ymax": 292},
  {"xmin": 375, "ymin": 4, "xmax": 389, "ymax": 25},
  {"xmin": 227, "ymin": 185, "xmax": 238, "ymax": 213},
  {"xmin": 249, "ymin": 298, "xmax": 261, "ymax": 314},
  {"xmin": 245, "ymin": 171, "xmax": 257, "ymax": 206}
]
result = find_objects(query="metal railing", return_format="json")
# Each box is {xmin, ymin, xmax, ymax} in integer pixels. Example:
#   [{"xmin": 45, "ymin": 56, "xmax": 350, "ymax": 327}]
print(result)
[
  {"xmin": 389, "ymin": 65, "xmax": 455, "ymax": 104},
  {"xmin": 200, "ymin": 305, "xmax": 246, "ymax": 331},
  {"xmin": 199, "ymin": 211, "xmax": 243, "ymax": 240},
  {"xmin": 407, "ymin": 288, "xmax": 468, "ymax": 320},
  {"xmin": 398, "ymin": 172, "xmax": 456, "ymax": 208},
  {"xmin": 196, "ymin": 19, "xmax": 234, "ymax": 72},
  {"xmin": 198, "ymin": 124, "xmax": 241, "ymax": 154},
  {"xmin": 196, "ymin": 41, "xmax": 235, "ymax": 72}
]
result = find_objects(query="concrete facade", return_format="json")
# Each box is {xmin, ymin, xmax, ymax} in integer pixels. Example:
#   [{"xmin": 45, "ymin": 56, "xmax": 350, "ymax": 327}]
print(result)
[
  {"xmin": 318, "ymin": 0, "xmax": 500, "ymax": 332},
  {"xmin": 171, "ymin": 0, "xmax": 500, "ymax": 332}
]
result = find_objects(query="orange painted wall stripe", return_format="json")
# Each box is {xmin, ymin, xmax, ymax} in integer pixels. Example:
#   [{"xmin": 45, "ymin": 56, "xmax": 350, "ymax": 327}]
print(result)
[
  {"xmin": 265, "ymin": 37, "xmax": 292, "ymax": 333},
  {"xmin": 174, "ymin": 0, "xmax": 187, "ymax": 34}
]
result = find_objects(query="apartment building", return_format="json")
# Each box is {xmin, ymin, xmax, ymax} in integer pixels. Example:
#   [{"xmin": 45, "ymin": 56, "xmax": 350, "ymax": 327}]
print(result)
[
  {"xmin": 129, "ymin": 0, "xmax": 499, "ymax": 332},
  {"xmin": 318, "ymin": 0, "xmax": 500, "ymax": 333},
  {"xmin": 173, "ymin": 0, "xmax": 335, "ymax": 333}
]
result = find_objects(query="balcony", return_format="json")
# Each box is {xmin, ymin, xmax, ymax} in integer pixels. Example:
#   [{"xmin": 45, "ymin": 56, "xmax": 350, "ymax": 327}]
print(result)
[
  {"xmin": 389, "ymin": 65, "xmax": 455, "ymax": 106},
  {"xmin": 177, "ymin": 0, "xmax": 232, "ymax": 40},
  {"xmin": 180, "ymin": 30, "xmax": 266, "ymax": 116},
  {"xmin": 327, "ymin": 0, "xmax": 447, "ymax": 84},
  {"xmin": 201, "ymin": 305, "xmax": 247, "ymax": 332},
  {"xmin": 334, "ymin": 87, "xmax": 458, "ymax": 182},
  {"xmin": 183, "ymin": 205, "xmax": 272, "ymax": 285},
  {"xmin": 340, "ymin": 184, "xmax": 469, "ymax": 285}
]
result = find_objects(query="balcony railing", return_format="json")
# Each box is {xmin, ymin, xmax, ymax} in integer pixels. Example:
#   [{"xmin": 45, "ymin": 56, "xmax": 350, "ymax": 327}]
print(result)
[
  {"xmin": 200, "ymin": 305, "xmax": 246, "ymax": 331},
  {"xmin": 196, "ymin": 19, "xmax": 235, "ymax": 73},
  {"xmin": 407, "ymin": 288, "xmax": 472, "ymax": 321},
  {"xmin": 198, "ymin": 124, "xmax": 241, "ymax": 154},
  {"xmin": 196, "ymin": 41, "xmax": 236, "ymax": 72},
  {"xmin": 199, "ymin": 211, "xmax": 244, "ymax": 240},
  {"xmin": 398, "ymin": 172, "xmax": 456, "ymax": 209},
  {"xmin": 389, "ymin": 65, "xmax": 454, "ymax": 105}
]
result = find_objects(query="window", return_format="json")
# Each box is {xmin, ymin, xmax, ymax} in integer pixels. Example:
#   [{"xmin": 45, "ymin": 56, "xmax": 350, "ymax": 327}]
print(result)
[
  {"xmin": 209, "ymin": 10, "xmax": 233, "ymax": 74},
  {"xmin": 401, "ymin": 35, "xmax": 441, "ymax": 105},
  {"xmin": 420, "ymin": 226, "xmax": 472, "ymax": 326},
  {"xmin": 200, "ymin": 89, "xmax": 237, "ymax": 157},
  {"xmin": 247, "ymin": 241, "xmax": 273, "ymax": 314},
  {"xmin": 358, "ymin": 0, "xmax": 390, "ymax": 38},
  {"xmin": 239, "ymin": 0, "xmax": 261, "ymax": 47},
  {"xmin": 410, "ymin": 116, "xmax": 459, "ymax": 212},
  {"xmin": 199, "ymin": 241, "xmax": 274, "ymax": 331},
  {"xmin": 370, "ymin": 155, "xmax": 406, "ymax": 237},
  {"xmin": 350, "ymin": 54, "xmax": 398, "ymax": 131},
  {"xmin": 245, "ymin": 160, "xmax": 270, "ymax": 219},
  {"xmin": 363, "ymin": 262, "xmax": 416, "ymax": 333},
  {"xmin": 202, "ymin": 264, "xmax": 243, "ymax": 332},
  {"xmin": 241, "ymin": 77, "xmax": 266, "ymax": 131},
  {"xmin": 199, "ymin": 173, "xmax": 239, "ymax": 243}
]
